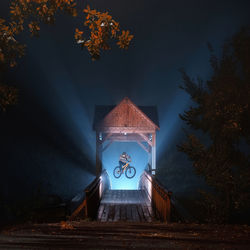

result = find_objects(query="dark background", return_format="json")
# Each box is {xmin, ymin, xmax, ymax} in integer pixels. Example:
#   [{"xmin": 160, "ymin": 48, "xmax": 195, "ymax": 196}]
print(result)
[{"xmin": 0, "ymin": 0, "xmax": 250, "ymax": 220}]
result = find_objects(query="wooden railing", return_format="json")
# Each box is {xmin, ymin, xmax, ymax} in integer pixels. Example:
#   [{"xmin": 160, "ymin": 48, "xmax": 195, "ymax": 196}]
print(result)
[
  {"xmin": 139, "ymin": 170, "xmax": 172, "ymax": 222},
  {"xmin": 69, "ymin": 170, "xmax": 110, "ymax": 220}
]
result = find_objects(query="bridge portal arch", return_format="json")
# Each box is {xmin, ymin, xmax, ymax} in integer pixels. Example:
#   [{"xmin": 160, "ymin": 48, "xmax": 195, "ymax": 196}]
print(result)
[{"xmin": 93, "ymin": 97, "xmax": 160, "ymax": 176}]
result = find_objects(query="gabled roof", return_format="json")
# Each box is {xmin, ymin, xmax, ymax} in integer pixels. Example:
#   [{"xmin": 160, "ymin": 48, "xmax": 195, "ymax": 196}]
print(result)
[{"xmin": 93, "ymin": 97, "xmax": 159, "ymax": 131}]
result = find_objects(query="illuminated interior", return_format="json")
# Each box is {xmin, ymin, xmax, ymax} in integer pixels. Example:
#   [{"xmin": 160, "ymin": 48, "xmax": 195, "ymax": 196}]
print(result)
[{"xmin": 102, "ymin": 142, "xmax": 148, "ymax": 190}]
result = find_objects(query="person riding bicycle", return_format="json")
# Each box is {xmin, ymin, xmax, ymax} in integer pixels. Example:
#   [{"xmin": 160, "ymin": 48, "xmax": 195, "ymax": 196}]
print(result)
[
  {"xmin": 119, "ymin": 152, "xmax": 131, "ymax": 171},
  {"xmin": 114, "ymin": 152, "xmax": 135, "ymax": 179}
]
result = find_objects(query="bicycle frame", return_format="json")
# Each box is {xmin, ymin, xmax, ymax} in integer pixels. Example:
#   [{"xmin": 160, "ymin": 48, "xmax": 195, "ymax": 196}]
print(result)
[{"xmin": 121, "ymin": 162, "xmax": 130, "ymax": 174}]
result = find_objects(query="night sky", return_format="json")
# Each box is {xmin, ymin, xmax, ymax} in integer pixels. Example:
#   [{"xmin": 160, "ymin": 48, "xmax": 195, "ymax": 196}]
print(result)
[{"xmin": 1, "ymin": 0, "xmax": 250, "ymax": 210}]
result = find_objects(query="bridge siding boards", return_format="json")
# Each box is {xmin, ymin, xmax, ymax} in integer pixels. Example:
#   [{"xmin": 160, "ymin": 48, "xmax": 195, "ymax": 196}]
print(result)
[{"xmin": 98, "ymin": 190, "xmax": 155, "ymax": 222}]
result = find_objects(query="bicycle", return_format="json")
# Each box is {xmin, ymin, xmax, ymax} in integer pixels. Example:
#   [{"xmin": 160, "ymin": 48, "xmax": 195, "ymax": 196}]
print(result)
[{"xmin": 113, "ymin": 161, "xmax": 136, "ymax": 179}]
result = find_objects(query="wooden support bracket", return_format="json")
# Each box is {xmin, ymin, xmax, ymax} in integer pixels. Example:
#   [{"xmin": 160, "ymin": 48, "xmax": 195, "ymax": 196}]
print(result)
[
  {"xmin": 139, "ymin": 133, "xmax": 153, "ymax": 147},
  {"xmin": 103, "ymin": 133, "xmax": 112, "ymax": 143},
  {"xmin": 102, "ymin": 140, "xmax": 114, "ymax": 152},
  {"xmin": 136, "ymin": 140, "xmax": 150, "ymax": 154}
]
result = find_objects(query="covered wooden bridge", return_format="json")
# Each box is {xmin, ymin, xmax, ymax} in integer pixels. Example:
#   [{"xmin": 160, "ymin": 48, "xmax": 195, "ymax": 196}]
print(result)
[
  {"xmin": 70, "ymin": 97, "xmax": 172, "ymax": 223},
  {"xmin": 2, "ymin": 99, "xmax": 249, "ymax": 249}
]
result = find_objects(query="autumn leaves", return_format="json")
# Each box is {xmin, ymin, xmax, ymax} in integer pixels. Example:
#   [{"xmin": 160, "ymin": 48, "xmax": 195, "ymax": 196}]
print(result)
[
  {"xmin": 0, "ymin": 0, "xmax": 133, "ymax": 110},
  {"xmin": 75, "ymin": 6, "xmax": 133, "ymax": 60},
  {"xmin": 1, "ymin": 0, "xmax": 133, "ymax": 66}
]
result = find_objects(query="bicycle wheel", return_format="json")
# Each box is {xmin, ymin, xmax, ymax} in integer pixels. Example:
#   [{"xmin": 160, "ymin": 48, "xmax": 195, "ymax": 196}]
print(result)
[
  {"xmin": 125, "ymin": 166, "xmax": 136, "ymax": 179},
  {"xmin": 113, "ymin": 166, "xmax": 122, "ymax": 178}
]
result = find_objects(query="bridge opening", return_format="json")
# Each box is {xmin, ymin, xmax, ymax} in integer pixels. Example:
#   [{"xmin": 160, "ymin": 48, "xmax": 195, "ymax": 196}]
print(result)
[{"xmin": 103, "ymin": 141, "xmax": 148, "ymax": 190}]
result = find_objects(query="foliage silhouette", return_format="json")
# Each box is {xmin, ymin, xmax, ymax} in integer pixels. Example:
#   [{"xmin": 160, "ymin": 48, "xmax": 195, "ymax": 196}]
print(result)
[
  {"xmin": 178, "ymin": 27, "xmax": 250, "ymax": 223},
  {"xmin": 0, "ymin": 0, "xmax": 133, "ymax": 111}
]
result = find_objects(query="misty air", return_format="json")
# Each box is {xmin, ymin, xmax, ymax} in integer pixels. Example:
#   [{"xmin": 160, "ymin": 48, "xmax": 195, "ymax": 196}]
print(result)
[{"xmin": 0, "ymin": 0, "xmax": 250, "ymax": 249}]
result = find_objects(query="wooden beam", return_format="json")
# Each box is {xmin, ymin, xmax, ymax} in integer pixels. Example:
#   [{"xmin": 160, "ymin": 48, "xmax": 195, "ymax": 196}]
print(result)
[
  {"xmin": 102, "ymin": 140, "xmax": 114, "ymax": 152},
  {"xmin": 102, "ymin": 133, "xmax": 112, "ymax": 143},
  {"xmin": 151, "ymin": 133, "xmax": 156, "ymax": 175},
  {"xmin": 136, "ymin": 140, "xmax": 150, "ymax": 154},
  {"xmin": 69, "ymin": 199, "xmax": 87, "ymax": 221},
  {"xmin": 139, "ymin": 133, "xmax": 153, "ymax": 147},
  {"xmin": 98, "ymin": 127, "xmax": 155, "ymax": 134},
  {"xmin": 96, "ymin": 132, "xmax": 102, "ymax": 176},
  {"xmin": 108, "ymin": 134, "xmax": 145, "ymax": 142}
]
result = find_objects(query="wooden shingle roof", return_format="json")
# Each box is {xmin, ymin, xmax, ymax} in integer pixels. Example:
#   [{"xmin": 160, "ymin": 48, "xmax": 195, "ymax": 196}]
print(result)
[{"xmin": 93, "ymin": 97, "xmax": 159, "ymax": 131}]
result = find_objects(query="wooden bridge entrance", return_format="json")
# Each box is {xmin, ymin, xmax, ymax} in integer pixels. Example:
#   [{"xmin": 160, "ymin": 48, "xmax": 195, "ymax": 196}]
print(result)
[
  {"xmin": 70, "ymin": 170, "xmax": 172, "ymax": 223},
  {"xmin": 93, "ymin": 97, "xmax": 160, "ymax": 176},
  {"xmin": 69, "ymin": 98, "xmax": 171, "ymax": 222}
]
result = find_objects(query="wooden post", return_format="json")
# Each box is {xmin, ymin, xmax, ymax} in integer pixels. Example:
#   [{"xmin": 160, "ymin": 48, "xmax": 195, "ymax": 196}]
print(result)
[
  {"xmin": 96, "ymin": 132, "xmax": 102, "ymax": 176},
  {"xmin": 151, "ymin": 132, "xmax": 156, "ymax": 175},
  {"xmin": 148, "ymin": 145, "xmax": 152, "ymax": 172}
]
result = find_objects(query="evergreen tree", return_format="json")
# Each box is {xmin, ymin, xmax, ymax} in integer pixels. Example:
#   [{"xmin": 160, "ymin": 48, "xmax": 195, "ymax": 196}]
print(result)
[{"xmin": 178, "ymin": 28, "xmax": 250, "ymax": 223}]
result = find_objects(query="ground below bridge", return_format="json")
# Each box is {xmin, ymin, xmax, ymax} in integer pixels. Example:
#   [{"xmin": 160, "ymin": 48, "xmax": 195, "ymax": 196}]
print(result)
[{"xmin": 1, "ymin": 221, "xmax": 250, "ymax": 249}]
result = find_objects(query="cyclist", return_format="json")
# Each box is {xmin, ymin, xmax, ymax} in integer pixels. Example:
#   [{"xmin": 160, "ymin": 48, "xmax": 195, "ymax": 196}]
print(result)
[{"xmin": 119, "ymin": 152, "xmax": 131, "ymax": 171}]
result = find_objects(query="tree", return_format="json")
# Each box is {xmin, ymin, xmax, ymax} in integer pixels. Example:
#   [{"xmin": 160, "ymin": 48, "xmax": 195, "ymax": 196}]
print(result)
[
  {"xmin": 178, "ymin": 28, "xmax": 250, "ymax": 223},
  {"xmin": 0, "ymin": 0, "xmax": 133, "ymax": 111}
]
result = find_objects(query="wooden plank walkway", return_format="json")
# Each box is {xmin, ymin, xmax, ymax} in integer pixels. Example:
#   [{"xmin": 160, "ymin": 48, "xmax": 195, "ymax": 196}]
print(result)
[{"xmin": 98, "ymin": 190, "xmax": 155, "ymax": 222}]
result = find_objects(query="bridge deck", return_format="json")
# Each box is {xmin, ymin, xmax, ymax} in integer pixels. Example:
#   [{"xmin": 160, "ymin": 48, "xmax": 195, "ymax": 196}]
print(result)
[{"xmin": 98, "ymin": 190, "xmax": 155, "ymax": 222}]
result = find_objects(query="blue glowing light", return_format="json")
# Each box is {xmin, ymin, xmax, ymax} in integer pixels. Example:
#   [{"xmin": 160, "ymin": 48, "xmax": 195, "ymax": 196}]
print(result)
[{"xmin": 102, "ymin": 142, "xmax": 148, "ymax": 190}]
